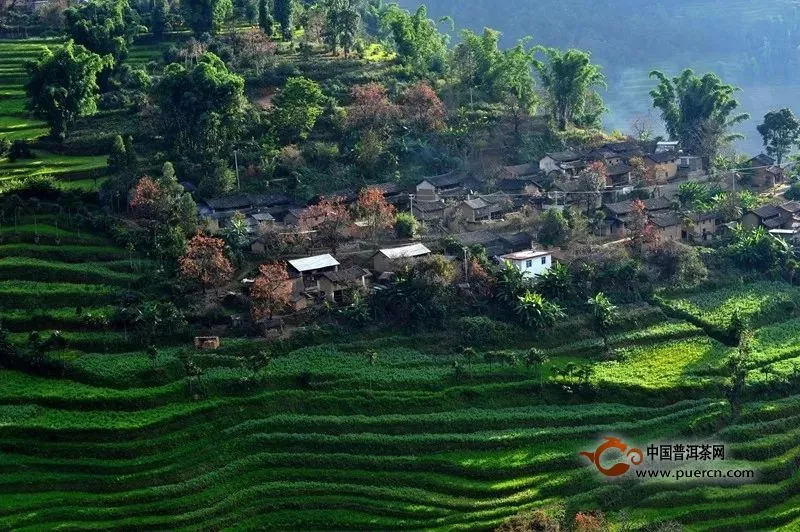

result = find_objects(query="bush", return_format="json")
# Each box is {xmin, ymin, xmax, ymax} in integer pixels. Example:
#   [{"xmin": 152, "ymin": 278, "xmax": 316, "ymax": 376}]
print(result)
[
  {"xmin": 455, "ymin": 316, "xmax": 516, "ymax": 347},
  {"xmin": 0, "ymin": 136, "xmax": 11, "ymax": 157},
  {"xmin": 395, "ymin": 212, "xmax": 419, "ymax": 239},
  {"xmin": 8, "ymin": 140, "xmax": 35, "ymax": 162}
]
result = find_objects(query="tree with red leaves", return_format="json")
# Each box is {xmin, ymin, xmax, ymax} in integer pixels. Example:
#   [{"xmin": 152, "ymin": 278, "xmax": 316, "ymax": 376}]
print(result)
[
  {"xmin": 129, "ymin": 176, "xmax": 167, "ymax": 219},
  {"xmin": 357, "ymin": 187, "xmax": 396, "ymax": 244},
  {"xmin": 400, "ymin": 81, "xmax": 445, "ymax": 133},
  {"xmin": 628, "ymin": 155, "xmax": 656, "ymax": 186},
  {"xmin": 179, "ymin": 234, "xmax": 234, "ymax": 293},
  {"xmin": 346, "ymin": 83, "xmax": 399, "ymax": 132},
  {"xmin": 628, "ymin": 199, "xmax": 660, "ymax": 253},
  {"xmin": 251, "ymin": 262, "xmax": 292, "ymax": 320},
  {"xmin": 301, "ymin": 196, "xmax": 352, "ymax": 254}
]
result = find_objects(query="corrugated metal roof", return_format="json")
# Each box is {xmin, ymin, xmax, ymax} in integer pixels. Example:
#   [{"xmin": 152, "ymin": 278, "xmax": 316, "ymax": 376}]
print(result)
[
  {"xmin": 288, "ymin": 254, "xmax": 340, "ymax": 272},
  {"xmin": 501, "ymin": 249, "xmax": 550, "ymax": 261},
  {"xmin": 378, "ymin": 244, "xmax": 431, "ymax": 260}
]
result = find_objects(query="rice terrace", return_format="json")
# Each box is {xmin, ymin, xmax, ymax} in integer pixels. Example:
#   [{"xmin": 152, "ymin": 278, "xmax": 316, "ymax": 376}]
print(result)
[{"xmin": 1, "ymin": 0, "xmax": 800, "ymax": 530}]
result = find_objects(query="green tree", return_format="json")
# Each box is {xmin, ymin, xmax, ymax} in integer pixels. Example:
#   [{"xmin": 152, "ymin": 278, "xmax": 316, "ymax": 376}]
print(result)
[
  {"xmin": 151, "ymin": 0, "xmax": 169, "ymax": 39},
  {"xmin": 533, "ymin": 48, "xmax": 606, "ymax": 130},
  {"xmin": 537, "ymin": 208, "xmax": 570, "ymax": 247},
  {"xmin": 394, "ymin": 212, "xmax": 419, "ymax": 238},
  {"xmin": 25, "ymin": 40, "xmax": 111, "ymax": 140},
  {"xmin": 258, "ymin": 0, "xmax": 273, "ymax": 35},
  {"xmin": 325, "ymin": 0, "xmax": 360, "ymax": 57},
  {"xmin": 757, "ymin": 108, "xmax": 800, "ymax": 167},
  {"xmin": 649, "ymin": 69, "xmax": 749, "ymax": 158},
  {"xmin": 181, "ymin": 0, "xmax": 233, "ymax": 35},
  {"xmin": 63, "ymin": 0, "xmax": 140, "ymax": 63},
  {"xmin": 382, "ymin": 5, "xmax": 448, "ymax": 74},
  {"xmin": 524, "ymin": 347, "xmax": 549, "ymax": 390},
  {"xmin": 274, "ymin": 0, "xmax": 293, "ymax": 39},
  {"xmin": 152, "ymin": 52, "xmax": 245, "ymax": 164},
  {"xmin": 587, "ymin": 292, "xmax": 617, "ymax": 350},
  {"xmin": 272, "ymin": 76, "xmax": 326, "ymax": 143},
  {"xmin": 534, "ymin": 262, "xmax": 573, "ymax": 303},
  {"xmin": 492, "ymin": 41, "xmax": 538, "ymax": 134},
  {"xmin": 107, "ymin": 134, "xmax": 127, "ymax": 173}
]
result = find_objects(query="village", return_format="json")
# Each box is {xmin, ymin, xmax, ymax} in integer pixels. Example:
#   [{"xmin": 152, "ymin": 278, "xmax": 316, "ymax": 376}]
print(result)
[{"xmin": 192, "ymin": 138, "xmax": 797, "ymax": 323}]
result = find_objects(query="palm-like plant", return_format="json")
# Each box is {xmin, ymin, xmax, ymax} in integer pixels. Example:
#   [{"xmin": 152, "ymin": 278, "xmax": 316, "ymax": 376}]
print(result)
[
  {"xmin": 587, "ymin": 292, "xmax": 617, "ymax": 350},
  {"xmin": 515, "ymin": 291, "xmax": 565, "ymax": 330},
  {"xmin": 524, "ymin": 347, "xmax": 549, "ymax": 390}
]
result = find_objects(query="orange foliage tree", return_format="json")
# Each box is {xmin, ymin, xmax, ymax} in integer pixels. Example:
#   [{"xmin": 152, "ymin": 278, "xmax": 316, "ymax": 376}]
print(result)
[
  {"xmin": 250, "ymin": 262, "xmax": 292, "ymax": 320},
  {"xmin": 357, "ymin": 187, "xmax": 396, "ymax": 244},
  {"xmin": 400, "ymin": 81, "xmax": 446, "ymax": 132},
  {"xmin": 301, "ymin": 196, "xmax": 352, "ymax": 253},
  {"xmin": 346, "ymin": 83, "xmax": 399, "ymax": 132},
  {"xmin": 628, "ymin": 156, "xmax": 656, "ymax": 186},
  {"xmin": 129, "ymin": 176, "xmax": 167, "ymax": 220},
  {"xmin": 628, "ymin": 199, "xmax": 660, "ymax": 253},
  {"xmin": 179, "ymin": 234, "xmax": 234, "ymax": 293}
]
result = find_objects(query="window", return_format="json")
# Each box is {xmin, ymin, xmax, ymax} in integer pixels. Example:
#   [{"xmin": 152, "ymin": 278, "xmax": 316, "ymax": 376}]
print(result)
[
  {"xmin": 526, "ymin": 260, "xmax": 532, "ymax": 268},
  {"xmin": 541, "ymin": 257, "xmax": 547, "ymax": 265}
]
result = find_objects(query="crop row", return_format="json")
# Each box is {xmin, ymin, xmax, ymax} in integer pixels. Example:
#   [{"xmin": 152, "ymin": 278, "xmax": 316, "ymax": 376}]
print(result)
[
  {"xmin": 0, "ymin": 257, "xmax": 139, "ymax": 285},
  {"xmin": 0, "ymin": 281, "xmax": 121, "ymax": 309}
]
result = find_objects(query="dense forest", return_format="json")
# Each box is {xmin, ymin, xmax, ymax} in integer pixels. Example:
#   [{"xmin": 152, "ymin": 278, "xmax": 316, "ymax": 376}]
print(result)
[{"xmin": 401, "ymin": 0, "xmax": 800, "ymax": 151}]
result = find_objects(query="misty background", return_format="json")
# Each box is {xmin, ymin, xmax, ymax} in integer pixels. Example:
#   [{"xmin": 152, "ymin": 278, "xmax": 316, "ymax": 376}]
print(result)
[{"xmin": 398, "ymin": 0, "xmax": 800, "ymax": 154}]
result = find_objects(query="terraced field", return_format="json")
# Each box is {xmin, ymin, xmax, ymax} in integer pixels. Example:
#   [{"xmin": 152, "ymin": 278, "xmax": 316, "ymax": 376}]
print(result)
[{"xmin": 1, "ymin": 246, "xmax": 799, "ymax": 530}]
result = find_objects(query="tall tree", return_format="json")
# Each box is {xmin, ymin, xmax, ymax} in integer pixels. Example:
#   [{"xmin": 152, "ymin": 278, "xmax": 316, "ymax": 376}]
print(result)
[
  {"xmin": 258, "ymin": 0, "xmax": 273, "ymax": 35},
  {"xmin": 63, "ymin": 0, "xmax": 140, "ymax": 64},
  {"xmin": 649, "ymin": 69, "xmax": 749, "ymax": 158},
  {"xmin": 272, "ymin": 76, "xmax": 326, "ymax": 143},
  {"xmin": 587, "ymin": 292, "xmax": 617, "ymax": 350},
  {"xmin": 325, "ymin": 0, "xmax": 360, "ymax": 57},
  {"xmin": 577, "ymin": 161, "xmax": 607, "ymax": 214},
  {"xmin": 357, "ymin": 187, "xmax": 396, "ymax": 244},
  {"xmin": 533, "ymin": 48, "xmax": 606, "ymax": 130},
  {"xmin": 493, "ymin": 41, "xmax": 538, "ymax": 134},
  {"xmin": 181, "ymin": 0, "xmax": 233, "ymax": 35},
  {"xmin": 346, "ymin": 83, "xmax": 399, "ymax": 132},
  {"xmin": 151, "ymin": 52, "xmax": 245, "ymax": 164},
  {"xmin": 25, "ymin": 40, "xmax": 111, "ymax": 140},
  {"xmin": 273, "ymin": 0, "xmax": 292, "ymax": 40},
  {"xmin": 400, "ymin": 81, "xmax": 445, "ymax": 133},
  {"xmin": 301, "ymin": 196, "xmax": 352, "ymax": 254},
  {"xmin": 151, "ymin": 0, "xmax": 169, "ymax": 39},
  {"xmin": 757, "ymin": 108, "xmax": 800, "ymax": 167},
  {"xmin": 179, "ymin": 234, "xmax": 234, "ymax": 293},
  {"xmin": 251, "ymin": 262, "xmax": 292, "ymax": 319},
  {"xmin": 381, "ymin": 5, "xmax": 448, "ymax": 74}
]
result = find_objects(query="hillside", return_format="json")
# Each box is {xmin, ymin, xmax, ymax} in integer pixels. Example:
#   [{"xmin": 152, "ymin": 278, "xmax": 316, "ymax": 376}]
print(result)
[{"xmin": 399, "ymin": 0, "xmax": 800, "ymax": 152}]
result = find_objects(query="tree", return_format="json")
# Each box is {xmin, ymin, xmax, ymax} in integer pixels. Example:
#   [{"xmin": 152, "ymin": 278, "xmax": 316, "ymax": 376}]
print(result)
[
  {"xmin": 534, "ymin": 262, "xmax": 573, "ymax": 303},
  {"xmin": 400, "ymin": 81, "xmax": 445, "ymax": 133},
  {"xmin": 222, "ymin": 211, "xmax": 250, "ymax": 262},
  {"xmin": 515, "ymin": 291, "xmax": 565, "ymax": 330},
  {"xmin": 273, "ymin": 0, "xmax": 292, "ymax": 40},
  {"xmin": 357, "ymin": 187, "xmax": 396, "ymax": 244},
  {"xmin": 524, "ymin": 347, "xmax": 549, "ymax": 390},
  {"xmin": 726, "ymin": 329, "xmax": 752, "ymax": 417},
  {"xmin": 395, "ymin": 212, "xmax": 419, "ymax": 239},
  {"xmin": 179, "ymin": 234, "xmax": 234, "ymax": 294},
  {"xmin": 272, "ymin": 76, "xmax": 326, "ymax": 143},
  {"xmin": 628, "ymin": 156, "xmax": 655, "ymax": 186},
  {"xmin": 577, "ymin": 161, "xmax": 607, "ymax": 214},
  {"xmin": 302, "ymin": 196, "xmax": 352, "ymax": 253},
  {"xmin": 713, "ymin": 191, "xmax": 743, "ymax": 222},
  {"xmin": 107, "ymin": 134, "xmax": 128, "ymax": 173},
  {"xmin": 346, "ymin": 83, "xmax": 399, "ymax": 132},
  {"xmin": 677, "ymin": 181, "xmax": 710, "ymax": 210},
  {"xmin": 587, "ymin": 292, "xmax": 617, "ymax": 350},
  {"xmin": 325, "ymin": 0, "xmax": 360, "ymax": 57},
  {"xmin": 649, "ymin": 69, "xmax": 748, "ymax": 158},
  {"xmin": 628, "ymin": 199, "xmax": 659, "ymax": 253},
  {"xmin": 533, "ymin": 48, "xmax": 606, "ymax": 130},
  {"xmin": 381, "ymin": 5, "xmax": 448, "ymax": 74},
  {"xmin": 728, "ymin": 225, "xmax": 790, "ymax": 272},
  {"xmin": 251, "ymin": 262, "xmax": 292, "ymax": 319},
  {"xmin": 151, "ymin": 0, "xmax": 169, "ymax": 39},
  {"xmin": 258, "ymin": 0, "xmax": 273, "ymax": 35},
  {"xmin": 25, "ymin": 40, "xmax": 111, "ymax": 140},
  {"xmin": 181, "ymin": 0, "xmax": 233, "ymax": 35},
  {"xmin": 492, "ymin": 41, "xmax": 538, "ymax": 134},
  {"xmin": 129, "ymin": 176, "xmax": 167, "ymax": 219},
  {"xmin": 537, "ymin": 208, "xmax": 570, "ymax": 247},
  {"xmin": 757, "ymin": 108, "xmax": 800, "ymax": 167},
  {"xmin": 63, "ymin": 0, "xmax": 140, "ymax": 63},
  {"xmin": 152, "ymin": 52, "xmax": 245, "ymax": 164}
]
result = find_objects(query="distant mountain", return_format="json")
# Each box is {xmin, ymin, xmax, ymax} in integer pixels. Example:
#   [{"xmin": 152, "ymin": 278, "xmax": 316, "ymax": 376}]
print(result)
[{"xmin": 398, "ymin": 0, "xmax": 800, "ymax": 153}]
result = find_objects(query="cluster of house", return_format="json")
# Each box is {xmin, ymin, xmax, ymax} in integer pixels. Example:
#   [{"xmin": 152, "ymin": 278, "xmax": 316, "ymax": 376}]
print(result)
[
  {"xmin": 742, "ymin": 201, "xmax": 800, "ymax": 240},
  {"xmin": 272, "ymin": 238, "xmax": 554, "ymax": 313}
]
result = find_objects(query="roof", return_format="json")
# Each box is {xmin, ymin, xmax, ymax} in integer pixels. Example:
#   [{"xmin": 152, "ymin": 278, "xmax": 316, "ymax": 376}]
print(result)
[
  {"xmin": 648, "ymin": 211, "xmax": 683, "ymax": 228},
  {"xmin": 204, "ymin": 194, "xmax": 252, "ymax": 211},
  {"xmin": 249, "ymin": 193, "xmax": 292, "ymax": 207},
  {"xmin": 377, "ymin": 243, "xmax": 431, "ymax": 260},
  {"xmin": 500, "ymin": 232, "xmax": 534, "ymax": 251},
  {"xmin": 688, "ymin": 211, "xmax": 716, "ymax": 223},
  {"xmin": 604, "ymin": 196, "xmax": 672, "ymax": 216},
  {"xmin": 422, "ymin": 172, "xmax": 464, "ymax": 188},
  {"xmin": 780, "ymin": 201, "xmax": 800, "ymax": 214},
  {"xmin": 497, "ymin": 178, "xmax": 540, "ymax": 193},
  {"xmin": 751, "ymin": 205, "xmax": 782, "ymax": 219},
  {"xmin": 503, "ymin": 163, "xmax": 540, "ymax": 177},
  {"xmin": 603, "ymin": 141, "xmax": 640, "ymax": 153},
  {"xmin": 763, "ymin": 215, "xmax": 789, "ymax": 229},
  {"xmin": 545, "ymin": 150, "xmax": 582, "ymax": 162},
  {"xmin": 464, "ymin": 198, "xmax": 494, "ymax": 210},
  {"xmin": 647, "ymin": 151, "xmax": 679, "ymax": 164},
  {"xmin": 288, "ymin": 254, "xmax": 340, "ymax": 272},
  {"xmin": 500, "ymin": 249, "xmax": 551, "ymax": 261},
  {"xmin": 750, "ymin": 153, "xmax": 776, "ymax": 166},
  {"xmin": 372, "ymin": 182, "xmax": 404, "ymax": 195},
  {"xmin": 456, "ymin": 231, "xmax": 503, "ymax": 246},
  {"xmin": 606, "ymin": 163, "xmax": 632, "ymax": 176},
  {"xmin": 321, "ymin": 267, "xmax": 370, "ymax": 283},
  {"xmin": 250, "ymin": 213, "xmax": 275, "ymax": 222},
  {"xmin": 412, "ymin": 200, "xmax": 445, "ymax": 213}
]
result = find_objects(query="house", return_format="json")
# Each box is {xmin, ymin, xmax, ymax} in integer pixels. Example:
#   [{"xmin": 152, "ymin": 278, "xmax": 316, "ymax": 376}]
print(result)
[
  {"xmin": 686, "ymin": 212, "xmax": 720, "ymax": 242},
  {"xmin": 411, "ymin": 199, "xmax": 446, "ymax": 221},
  {"xmin": 373, "ymin": 243, "xmax": 432, "ymax": 273},
  {"xmin": 496, "ymin": 177, "xmax": 542, "ymax": 197},
  {"xmin": 539, "ymin": 150, "xmax": 584, "ymax": 176},
  {"xmin": 645, "ymin": 152, "xmax": 679, "ymax": 183},
  {"xmin": 656, "ymin": 141, "xmax": 680, "ymax": 153},
  {"xmin": 246, "ymin": 212, "xmax": 275, "ymax": 233},
  {"xmin": 288, "ymin": 254, "xmax": 340, "ymax": 295},
  {"xmin": 459, "ymin": 197, "xmax": 503, "ymax": 222},
  {"xmin": 606, "ymin": 163, "xmax": 633, "ymax": 186},
  {"xmin": 647, "ymin": 211, "xmax": 684, "ymax": 242},
  {"xmin": 678, "ymin": 155, "xmax": 704, "ymax": 178},
  {"xmin": 742, "ymin": 202, "xmax": 799, "ymax": 231},
  {"xmin": 602, "ymin": 196, "xmax": 672, "ymax": 237},
  {"xmin": 373, "ymin": 182, "xmax": 407, "ymax": 205},
  {"xmin": 499, "ymin": 249, "xmax": 552, "ymax": 278},
  {"xmin": 199, "ymin": 193, "xmax": 293, "ymax": 231},
  {"xmin": 416, "ymin": 172, "xmax": 466, "ymax": 202},
  {"xmin": 502, "ymin": 163, "xmax": 541, "ymax": 179},
  {"xmin": 746, "ymin": 154, "xmax": 783, "ymax": 188},
  {"xmin": 318, "ymin": 267, "xmax": 371, "ymax": 304}
]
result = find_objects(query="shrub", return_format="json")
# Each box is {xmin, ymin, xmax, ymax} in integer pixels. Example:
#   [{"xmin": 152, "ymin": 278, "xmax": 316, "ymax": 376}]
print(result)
[
  {"xmin": 8, "ymin": 140, "xmax": 35, "ymax": 162},
  {"xmin": 394, "ymin": 212, "xmax": 419, "ymax": 238},
  {"xmin": 455, "ymin": 316, "xmax": 515, "ymax": 347}
]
